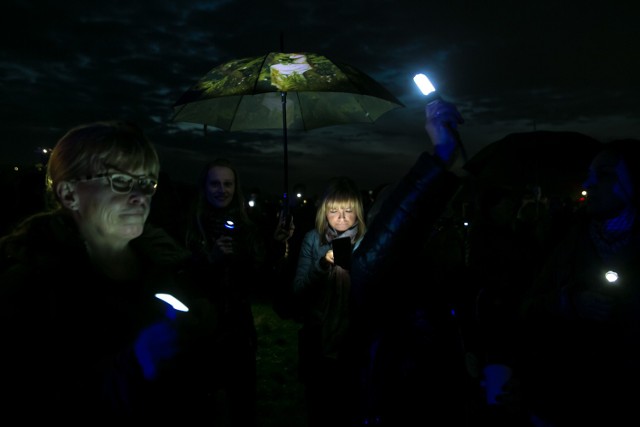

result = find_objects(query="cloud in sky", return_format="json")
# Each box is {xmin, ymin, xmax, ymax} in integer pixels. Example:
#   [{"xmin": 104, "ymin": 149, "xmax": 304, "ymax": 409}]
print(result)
[{"xmin": 1, "ymin": 0, "xmax": 639, "ymax": 197}]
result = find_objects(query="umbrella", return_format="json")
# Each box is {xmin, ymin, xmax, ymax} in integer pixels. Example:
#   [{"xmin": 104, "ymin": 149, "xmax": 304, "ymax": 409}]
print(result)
[
  {"xmin": 171, "ymin": 51, "xmax": 404, "ymax": 201},
  {"xmin": 463, "ymin": 130, "xmax": 602, "ymax": 198}
]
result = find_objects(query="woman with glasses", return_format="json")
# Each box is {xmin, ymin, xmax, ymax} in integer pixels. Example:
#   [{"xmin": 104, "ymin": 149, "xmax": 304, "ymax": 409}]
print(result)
[{"xmin": 0, "ymin": 120, "xmax": 218, "ymax": 421}]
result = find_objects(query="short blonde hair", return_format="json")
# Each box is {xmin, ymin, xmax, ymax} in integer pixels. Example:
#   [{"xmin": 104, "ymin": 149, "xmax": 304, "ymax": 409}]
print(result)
[{"xmin": 315, "ymin": 176, "xmax": 366, "ymax": 244}]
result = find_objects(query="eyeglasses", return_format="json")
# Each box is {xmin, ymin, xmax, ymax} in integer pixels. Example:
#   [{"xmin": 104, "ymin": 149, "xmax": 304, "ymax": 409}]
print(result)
[{"xmin": 77, "ymin": 172, "xmax": 158, "ymax": 196}]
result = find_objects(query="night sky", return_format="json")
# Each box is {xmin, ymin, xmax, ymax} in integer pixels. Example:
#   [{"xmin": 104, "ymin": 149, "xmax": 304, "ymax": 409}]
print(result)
[{"xmin": 2, "ymin": 0, "xmax": 639, "ymax": 197}]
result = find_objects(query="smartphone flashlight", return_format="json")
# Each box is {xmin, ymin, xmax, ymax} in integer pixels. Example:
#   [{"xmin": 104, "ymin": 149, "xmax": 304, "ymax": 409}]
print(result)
[
  {"xmin": 220, "ymin": 219, "xmax": 235, "ymax": 236},
  {"xmin": 413, "ymin": 73, "xmax": 437, "ymax": 96},
  {"xmin": 155, "ymin": 293, "xmax": 189, "ymax": 312},
  {"xmin": 604, "ymin": 270, "xmax": 619, "ymax": 285}
]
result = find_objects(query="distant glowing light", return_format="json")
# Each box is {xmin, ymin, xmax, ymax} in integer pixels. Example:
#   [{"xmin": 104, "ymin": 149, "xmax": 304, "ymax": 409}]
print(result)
[{"xmin": 605, "ymin": 270, "xmax": 619, "ymax": 284}]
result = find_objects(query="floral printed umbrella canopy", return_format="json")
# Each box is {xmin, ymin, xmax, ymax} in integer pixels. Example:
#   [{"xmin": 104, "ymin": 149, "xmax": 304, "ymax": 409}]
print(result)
[{"xmin": 172, "ymin": 52, "xmax": 404, "ymax": 200}]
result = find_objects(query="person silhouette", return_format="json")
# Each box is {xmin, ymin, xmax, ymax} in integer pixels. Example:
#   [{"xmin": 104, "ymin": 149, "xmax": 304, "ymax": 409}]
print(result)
[{"xmin": 520, "ymin": 139, "xmax": 640, "ymax": 426}]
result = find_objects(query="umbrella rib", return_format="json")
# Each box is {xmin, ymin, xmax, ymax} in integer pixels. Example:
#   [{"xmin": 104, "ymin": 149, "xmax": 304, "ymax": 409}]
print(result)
[
  {"xmin": 251, "ymin": 53, "xmax": 271, "ymax": 95},
  {"xmin": 227, "ymin": 95, "xmax": 246, "ymax": 131},
  {"xmin": 292, "ymin": 91, "xmax": 307, "ymax": 130}
]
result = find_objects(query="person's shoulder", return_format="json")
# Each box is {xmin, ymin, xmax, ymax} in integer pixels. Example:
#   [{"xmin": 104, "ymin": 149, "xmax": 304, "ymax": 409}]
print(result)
[
  {"xmin": 303, "ymin": 228, "xmax": 320, "ymax": 241},
  {"xmin": 0, "ymin": 211, "xmax": 71, "ymax": 259},
  {"xmin": 0, "ymin": 212, "xmax": 71, "ymax": 291},
  {"xmin": 136, "ymin": 224, "xmax": 191, "ymax": 266}
]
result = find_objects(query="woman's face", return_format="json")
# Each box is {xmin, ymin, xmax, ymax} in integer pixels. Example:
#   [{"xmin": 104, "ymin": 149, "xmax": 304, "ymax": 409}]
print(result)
[
  {"xmin": 326, "ymin": 203, "xmax": 357, "ymax": 232},
  {"xmin": 70, "ymin": 166, "xmax": 155, "ymax": 242},
  {"xmin": 205, "ymin": 166, "xmax": 235, "ymax": 209}
]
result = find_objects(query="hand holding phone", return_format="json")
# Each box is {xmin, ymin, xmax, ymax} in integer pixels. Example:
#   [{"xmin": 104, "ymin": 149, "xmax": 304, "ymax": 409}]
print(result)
[
  {"xmin": 414, "ymin": 73, "xmax": 466, "ymax": 164},
  {"xmin": 332, "ymin": 237, "xmax": 352, "ymax": 270},
  {"xmin": 414, "ymin": 73, "xmax": 437, "ymax": 98}
]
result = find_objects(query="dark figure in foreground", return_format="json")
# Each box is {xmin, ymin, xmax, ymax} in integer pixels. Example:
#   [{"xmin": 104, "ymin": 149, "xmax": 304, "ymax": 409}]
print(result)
[
  {"xmin": 347, "ymin": 99, "xmax": 471, "ymax": 425},
  {"xmin": 0, "ymin": 121, "xmax": 218, "ymax": 422},
  {"xmin": 520, "ymin": 139, "xmax": 640, "ymax": 426},
  {"xmin": 463, "ymin": 184, "xmax": 551, "ymax": 426}
]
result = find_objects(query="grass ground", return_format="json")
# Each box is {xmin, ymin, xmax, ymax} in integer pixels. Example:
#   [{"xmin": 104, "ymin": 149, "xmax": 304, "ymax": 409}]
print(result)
[{"xmin": 253, "ymin": 300, "xmax": 308, "ymax": 427}]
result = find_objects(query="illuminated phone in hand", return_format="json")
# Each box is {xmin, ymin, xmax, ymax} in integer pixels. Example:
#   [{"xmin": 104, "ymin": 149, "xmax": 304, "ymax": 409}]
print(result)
[
  {"xmin": 155, "ymin": 293, "xmax": 189, "ymax": 312},
  {"xmin": 414, "ymin": 73, "xmax": 437, "ymax": 97},
  {"xmin": 332, "ymin": 237, "xmax": 352, "ymax": 270}
]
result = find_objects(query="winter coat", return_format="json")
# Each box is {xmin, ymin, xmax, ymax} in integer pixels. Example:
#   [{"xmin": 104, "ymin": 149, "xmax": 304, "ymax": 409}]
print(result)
[
  {"xmin": 346, "ymin": 151, "xmax": 463, "ymax": 425},
  {"xmin": 0, "ymin": 212, "xmax": 217, "ymax": 422}
]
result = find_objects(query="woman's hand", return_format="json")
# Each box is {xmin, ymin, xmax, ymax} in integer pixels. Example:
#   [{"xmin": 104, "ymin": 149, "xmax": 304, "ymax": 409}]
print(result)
[
  {"xmin": 214, "ymin": 235, "xmax": 234, "ymax": 255},
  {"xmin": 425, "ymin": 99, "xmax": 465, "ymax": 167},
  {"xmin": 320, "ymin": 249, "xmax": 335, "ymax": 269}
]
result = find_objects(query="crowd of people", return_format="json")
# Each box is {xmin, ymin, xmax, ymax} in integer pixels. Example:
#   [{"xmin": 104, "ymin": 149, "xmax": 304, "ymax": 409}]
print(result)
[{"xmin": 0, "ymin": 100, "xmax": 638, "ymax": 426}]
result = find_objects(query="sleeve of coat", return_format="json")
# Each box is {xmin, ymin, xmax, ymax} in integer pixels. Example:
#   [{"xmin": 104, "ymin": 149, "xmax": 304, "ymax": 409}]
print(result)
[{"xmin": 349, "ymin": 151, "xmax": 460, "ymax": 312}]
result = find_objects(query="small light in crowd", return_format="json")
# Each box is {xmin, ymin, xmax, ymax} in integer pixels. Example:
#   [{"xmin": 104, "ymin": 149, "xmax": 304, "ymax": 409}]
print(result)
[
  {"xmin": 296, "ymin": 192, "xmax": 302, "ymax": 199},
  {"xmin": 605, "ymin": 270, "xmax": 619, "ymax": 284},
  {"xmin": 463, "ymin": 221, "xmax": 469, "ymax": 227},
  {"xmin": 581, "ymin": 190, "xmax": 588, "ymax": 197},
  {"xmin": 248, "ymin": 200, "xmax": 255, "ymax": 207}
]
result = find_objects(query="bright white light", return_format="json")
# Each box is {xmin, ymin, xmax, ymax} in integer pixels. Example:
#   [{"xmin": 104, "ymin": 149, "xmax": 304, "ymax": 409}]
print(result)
[
  {"xmin": 155, "ymin": 293, "xmax": 189, "ymax": 312},
  {"xmin": 248, "ymin": 200, "xmax": 255, "ymax": 207},
  {"xmin": 413, "ymin": 73, "xmax": 436, "ymax": 96},
  {"xmin": 605, "ymin": 270, "xmax": 619, "ymax": 284}
]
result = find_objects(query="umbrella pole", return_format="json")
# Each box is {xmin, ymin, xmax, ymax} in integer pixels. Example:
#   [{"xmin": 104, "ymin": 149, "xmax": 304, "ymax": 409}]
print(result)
[{"xmin": 281, "ymin": 91, "xmax": 289, "ymax": 205}]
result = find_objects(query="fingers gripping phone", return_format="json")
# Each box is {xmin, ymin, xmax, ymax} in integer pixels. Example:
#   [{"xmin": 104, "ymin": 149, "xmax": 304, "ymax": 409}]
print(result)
[{"xmin": 332, "ymin": 237, "xmax": 352, "ymax": 270}]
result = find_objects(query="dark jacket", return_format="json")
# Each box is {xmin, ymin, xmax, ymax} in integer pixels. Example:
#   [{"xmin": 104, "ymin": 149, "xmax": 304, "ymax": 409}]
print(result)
[
  {"xmin": 520, "ymin": 216, "xmax": 640, "ymax": 426},
  {"xmin": 186, "ymin": 206, "xmax": 266, "ymax": 349},
  {"xmin": 347, "ymin": 152, "xmax": 462, "ymax": 425},
  {"xmin": 0, "ymin": 212, "xmax": 217, "ymax": 422},
  {"xmin": 350, "ymin": 152, "xmax": 460, "ymax": 317}
]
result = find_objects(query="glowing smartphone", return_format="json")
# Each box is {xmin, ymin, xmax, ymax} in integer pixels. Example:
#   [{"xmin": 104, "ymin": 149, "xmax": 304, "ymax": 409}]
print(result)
[
  {"xmin": 332, "ymin": 237, "xmax": 352, "ymax": 270},
  {"xmin": 413, "ymin": 73, "xmax": 437, "ymax": 96},
  {"xmin": 155, "ymin": 293, "xmax": 189, "ymax": 312}
]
